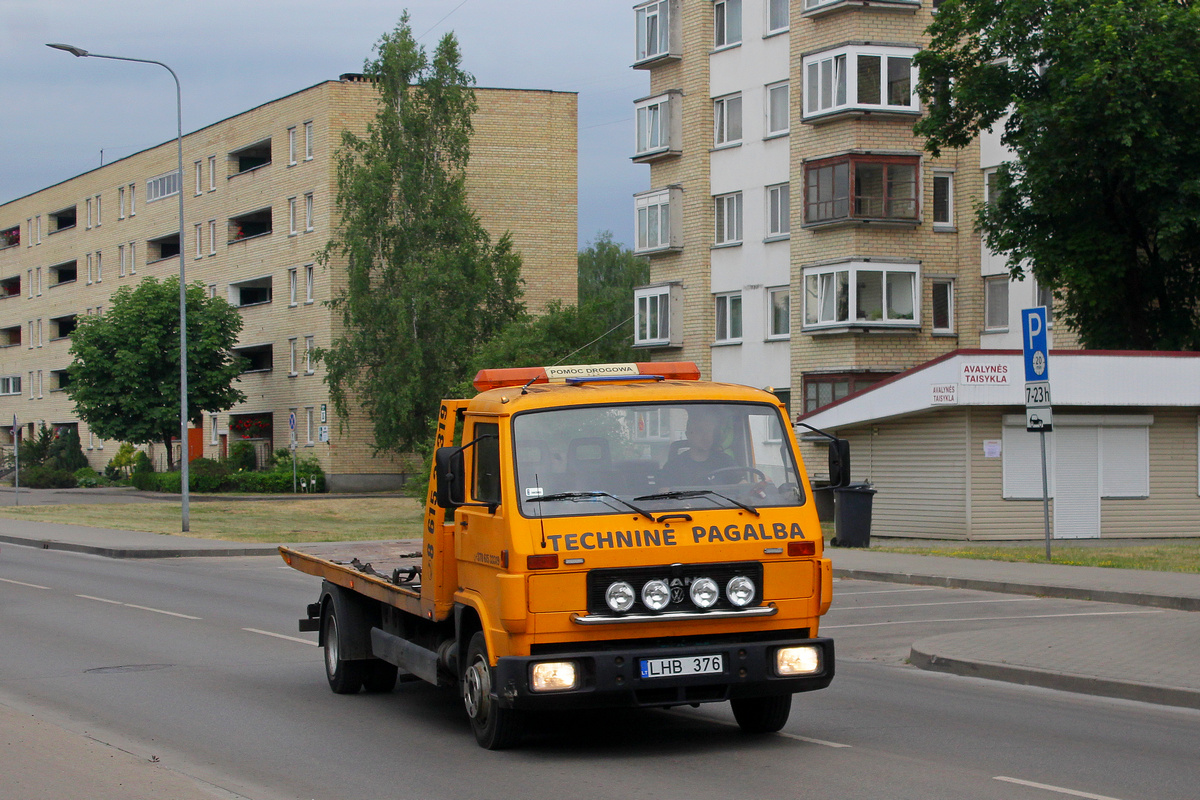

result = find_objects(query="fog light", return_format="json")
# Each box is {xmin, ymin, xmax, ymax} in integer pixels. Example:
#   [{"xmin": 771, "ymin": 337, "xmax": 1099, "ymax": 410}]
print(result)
[
  {"xmin": 689, "ymin": 577, "xmax": 719, "ymax": 608},
  {"xmin": 641, "ymin": 579, "xmax": 671, "ymax": 611},
  {"xmin": 776, "ymin": 646, "xmax": 821, "ymax": 676},
  {"xmin": 726, "ymin": 575, "xmax": 756, "ymax": 607},
  {"xmin": 531, "ymin": 661, "xmax": 578, "ymax": 692},
  {"xmin": 606, "ymin": 581, "xmax": 635, "ymax": 613}
]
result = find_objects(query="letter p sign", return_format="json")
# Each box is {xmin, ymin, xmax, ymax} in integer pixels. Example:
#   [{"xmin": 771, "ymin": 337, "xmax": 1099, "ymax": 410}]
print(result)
[{"xmin": 1022, "ymin": 307, "xmax": 1049, "ymax": 382}]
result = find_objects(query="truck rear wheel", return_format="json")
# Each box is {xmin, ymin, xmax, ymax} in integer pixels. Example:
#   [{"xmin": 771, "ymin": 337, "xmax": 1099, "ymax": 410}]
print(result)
[
  {"xmin": 462, "ymin": 631, "xmax": 524, "ymax": 749},
  {"xmin": 730, "ymin": 694, "xmax": 792, "ymax": 733},
  {"xmin": 323, "ymin": 607, "xmax": 364, "ymax": 694}
]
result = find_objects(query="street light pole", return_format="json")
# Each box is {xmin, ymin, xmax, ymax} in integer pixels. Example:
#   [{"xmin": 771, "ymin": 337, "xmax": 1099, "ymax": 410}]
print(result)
[{"xmin": 48, "ymin": 43, "xmax": 191, "ymax": 532}]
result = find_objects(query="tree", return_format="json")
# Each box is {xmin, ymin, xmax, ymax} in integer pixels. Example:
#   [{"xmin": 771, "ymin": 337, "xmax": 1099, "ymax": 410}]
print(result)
[
  {"xmin": 320, "ymin": 15, "xmax": 525, "ymax": 454},
  {"xmin": 66, "ymin": 276, "xmax": 245, "ymax": 471},
  {"xmin": 914, "ymin": 0, "xmax": 1200, "ymax": 349},
  {"xmin": 457, "ymin": 233, "xmax": 649, "ymax": 391}
]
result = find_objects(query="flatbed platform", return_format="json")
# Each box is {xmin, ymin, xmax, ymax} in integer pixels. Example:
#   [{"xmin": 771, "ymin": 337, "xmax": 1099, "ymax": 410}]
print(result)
[{"xmin": 280, "ymin": 540, "xmax": 426, "ymax": 614}]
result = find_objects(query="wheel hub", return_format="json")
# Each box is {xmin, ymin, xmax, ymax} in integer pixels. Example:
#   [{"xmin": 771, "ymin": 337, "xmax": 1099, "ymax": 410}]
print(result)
[{"xmin": 462, "ymin": 656, "xmax": 491, "ymax": 721}]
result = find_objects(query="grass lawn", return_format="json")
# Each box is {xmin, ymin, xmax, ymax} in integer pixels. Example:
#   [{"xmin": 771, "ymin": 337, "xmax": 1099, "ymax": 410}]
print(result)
[
  {"xmin": 868, "ymin": 542, "xmax": 1200, "ymax": 573},
  {"xmin": 0, "ymin": 497, "xmax": 426, "ymax": 543}
]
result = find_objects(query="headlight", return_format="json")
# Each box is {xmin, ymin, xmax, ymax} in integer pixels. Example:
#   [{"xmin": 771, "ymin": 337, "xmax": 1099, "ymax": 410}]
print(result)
[
  {"xmin": 605, "ymin": 581, "xmax": 635, "ymax": 613},
  {"xmin": 776, "ymin": 646, "xmax": 821, "ymax": 676},
  {"xmin": 726, "ymin": 575, "xmax": 756, "ymax": 607},
  {"xmin": 531, "ymin": 661, "xmax": 578, "ymax": 692},
  {"xmin": 689, "ymin": 577, "xmax": 719, "ymax": 609},
  {"xmin": 641, "ymin": 579, "xmax": 671, "ymax": 611}
]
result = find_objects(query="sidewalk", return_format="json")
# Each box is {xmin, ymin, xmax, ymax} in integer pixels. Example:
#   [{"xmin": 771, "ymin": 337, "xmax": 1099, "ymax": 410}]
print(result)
[{"xmin": 829, "ymin": 547, "xmax": 1200, "ymax": 710}]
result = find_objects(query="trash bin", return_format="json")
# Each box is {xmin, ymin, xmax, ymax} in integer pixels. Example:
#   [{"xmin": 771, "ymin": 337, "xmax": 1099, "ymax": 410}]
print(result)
[{"xmin": 831, "ymin": 483, "xmax": 876, "ymax": 548}]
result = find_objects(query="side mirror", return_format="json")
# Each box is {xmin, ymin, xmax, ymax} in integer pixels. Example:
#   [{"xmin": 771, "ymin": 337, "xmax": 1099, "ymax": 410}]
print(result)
[
  {"xmin": 435, "ymin": 446, "xmax": 466, "ymax": 509},
  {"xmin": 828, "ymin": 439, "xmax": 851, "ymax": 488}
]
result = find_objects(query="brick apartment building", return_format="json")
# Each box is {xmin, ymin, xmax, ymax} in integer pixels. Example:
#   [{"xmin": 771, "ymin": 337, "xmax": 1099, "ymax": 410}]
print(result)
[
  {"xmin": 0, "ymin": 76, "xmax": 577, "ymax": 490},
  {"xmin": 629, "ymin": 0, "xmax": 1074, "ymax": 416}
]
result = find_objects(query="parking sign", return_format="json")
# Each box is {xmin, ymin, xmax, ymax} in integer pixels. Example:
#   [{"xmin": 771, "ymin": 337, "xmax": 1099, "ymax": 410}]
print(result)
[{"xmin": 1022, "ymin": 307, "xmax": 1050, "ymax": 382}]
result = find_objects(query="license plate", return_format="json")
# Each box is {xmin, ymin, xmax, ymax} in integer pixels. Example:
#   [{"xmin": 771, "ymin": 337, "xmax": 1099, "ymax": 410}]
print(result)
[{"xmin": 639, "ymin": 653, "xmax": 724, "ymax": 679}]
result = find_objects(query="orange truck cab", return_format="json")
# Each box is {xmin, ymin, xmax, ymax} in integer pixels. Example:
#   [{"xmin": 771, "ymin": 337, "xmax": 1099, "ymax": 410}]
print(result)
[{"xmin": 281, "ymin": 362, "xmax": 846, "ymax": 749}]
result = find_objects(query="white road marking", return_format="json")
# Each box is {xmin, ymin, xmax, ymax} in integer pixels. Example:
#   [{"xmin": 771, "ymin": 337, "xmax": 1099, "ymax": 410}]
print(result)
[
  {"xmin": 834, "ymin": 588, "xmax": 943, "ymax": 596},
  {"xmin": 994, "ymin": 775, "xmax": 1127, "ymax": 800},
  {"xmin": 822, "ymin": 609, "xmax": 1163, "ymax": 630},
  {"xmin": 0, "ymin": 577, "xmax": 51, "ymax": 589},
  {"xmin": 832, "ymin": 598, "xmax": 1041, "ymax": 611},
  {"xmin": 243, "ymin": 627, "xmax": 319, "ymax": 646},
  {"xmin": 664, "ymin": 709, "xmax": 852, "ymax": 748},
  {"xmin": 77, "ymin": 594, "xmax": 200, "ymax": 619}
]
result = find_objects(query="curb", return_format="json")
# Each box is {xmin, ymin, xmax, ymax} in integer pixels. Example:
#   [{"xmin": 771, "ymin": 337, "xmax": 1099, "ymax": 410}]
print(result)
[
  {"xmin": 832, "ymin": 567, "xmax": 1200, "ymax": 613},
  {"xmin": 909, "ymin": 644, "xmax": 1200, "ymax": 711},
  {"xmin": 0, "ymin": 534, "xmax": 279, "ymax": 559}
]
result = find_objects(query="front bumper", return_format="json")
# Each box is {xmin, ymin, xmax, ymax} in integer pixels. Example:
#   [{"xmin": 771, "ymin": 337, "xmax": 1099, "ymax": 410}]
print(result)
[{"xmin": 491, "ymin": 636, "xmax": 834, "ymax": 711}]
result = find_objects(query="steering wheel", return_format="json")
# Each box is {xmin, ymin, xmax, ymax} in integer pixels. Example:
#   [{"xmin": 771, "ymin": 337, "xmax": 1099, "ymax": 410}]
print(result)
[{"xmin": 704, "ymin": 466, "xmax": 767, "ymax": 485}]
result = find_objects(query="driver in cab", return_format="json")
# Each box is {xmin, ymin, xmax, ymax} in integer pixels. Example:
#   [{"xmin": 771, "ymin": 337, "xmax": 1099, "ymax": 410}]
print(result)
[{"xmin": 660, "ymin": 407, "xmax": 736, "ymax": 487}]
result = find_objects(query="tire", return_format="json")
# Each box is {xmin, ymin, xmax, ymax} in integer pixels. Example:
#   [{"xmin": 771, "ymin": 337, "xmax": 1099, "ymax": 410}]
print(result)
[
  {"xmin": 730, "ymin": 694, "xmax": 792, "ymax": 734},
  {"xmin": 323, "ymin": 607, "xmax": 365, "ymax": 694},
  {"xmin": 461, "ymin": 631, "xmax": 524, "ymax": 749},
  {"xmin": 363, "ymin": 660, "xmax": 399, "ymax": 693}
]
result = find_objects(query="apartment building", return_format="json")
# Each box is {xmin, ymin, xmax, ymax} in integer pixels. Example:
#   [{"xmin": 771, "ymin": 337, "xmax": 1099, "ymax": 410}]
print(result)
[
  {"xmin": 0, "ymin": 76, "xmax": 578, "ymax": 490},
  {"xmin": 629, "ymin": 0, "xmax": 1067, "ymax": 416}
]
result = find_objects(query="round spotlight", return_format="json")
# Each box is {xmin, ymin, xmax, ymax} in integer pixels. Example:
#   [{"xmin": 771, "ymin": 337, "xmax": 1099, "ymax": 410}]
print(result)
[
  {"xmin": 726, "ymin": 575, "xmax": 756, "ymax": 607},
  {"xmin": 641, "ymin": 579, "xmax": 671, "ymax": 611},
  {"xmin": 605, "ymin": 581, "xmax": 635, "ymax": 613},
  {"xmin": 689, "ymin": 577, "xmax": 719, "ymax": 609}
]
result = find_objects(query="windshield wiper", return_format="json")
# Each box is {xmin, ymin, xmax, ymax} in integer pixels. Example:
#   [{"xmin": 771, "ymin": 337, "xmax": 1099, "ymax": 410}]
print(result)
[
  {"xmin": 634, "ymin": 489, "xmax": 760, "ymax": 517},
  {"xmin": 527, "ymin": 491, "xmax": 656, "ymax": 522}
]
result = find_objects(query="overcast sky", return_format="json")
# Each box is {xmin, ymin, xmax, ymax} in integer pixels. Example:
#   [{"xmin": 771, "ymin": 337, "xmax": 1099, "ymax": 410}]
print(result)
[{"xmin": 0, "ymin": 0, "xmax": 648, "ymax": 249}]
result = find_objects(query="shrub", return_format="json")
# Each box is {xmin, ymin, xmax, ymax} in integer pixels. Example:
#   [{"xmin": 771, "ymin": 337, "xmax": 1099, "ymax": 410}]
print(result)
[
  {"xmin": 74, "ymin": 466, "xmax": 101, "ymax": 488},
  {"xmin": 188, "ymin": 458, "xmax": 232, "ymax": 492},
  {"xmin": 19, "ymin": 464, "xmax": 78, "ymax": 489},
  {"xmin": 107, "ymin": 443, "xmax": 137, "ymax": 479},
  {"xmin": 228, "ymin": 440, "xmax": 257, "ymax": 472},
  {"xmin": 46, "ymin": 429, "xmax": 89, "ymax": 472},
  {"xmin": 132, "ymin": 450, "xmax": 153, "ymax": 474}
]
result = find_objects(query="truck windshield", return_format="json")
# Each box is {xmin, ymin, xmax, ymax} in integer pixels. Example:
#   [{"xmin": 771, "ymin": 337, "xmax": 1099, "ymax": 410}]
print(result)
[{"xmin": 513, "ymin": 402, "xmax": 804, "ymax": 519}]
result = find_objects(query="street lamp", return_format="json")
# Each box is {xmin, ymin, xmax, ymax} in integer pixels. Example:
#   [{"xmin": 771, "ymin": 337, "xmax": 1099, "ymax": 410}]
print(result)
[{"xmin": 48, "ymin": 43, "xmax": 192, "ymax": 532}]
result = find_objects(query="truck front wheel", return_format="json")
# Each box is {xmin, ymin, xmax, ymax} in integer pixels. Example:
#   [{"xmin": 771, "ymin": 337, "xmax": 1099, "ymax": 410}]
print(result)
[
  {"xmin": 323, "ymin": 607, "xmax": 364, "ymax": 694},
  {"xmin": 730, "ymin": 694, "xmax": 792, "ymax": 733},
  {"xmin": 462, "ymin": 631, "xmax": 524, "ymax": 749}
]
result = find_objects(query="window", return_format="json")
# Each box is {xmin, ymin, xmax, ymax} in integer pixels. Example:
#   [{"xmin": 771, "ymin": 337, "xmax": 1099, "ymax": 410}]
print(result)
[
  {"xmin": 36, "ymin": 318, "xmax": 42, "ymax": 347},
  {"xmin": 48, "ymin": 206, "xmax": 76, "ymax": 233},
  {"xmin": 304, "ymin": 193, "xmax": 314, "ymax": 231},
  {"xmin": 634, "ymin": 188, "xmax": 677, "ymax": 254},
  {"xmin": 305, "ymin": 407, "xmax": 314, "ymax": 445},
  {"xmin": 195, "ymin": 223, "xmax": 204, "ymax": 259},
  {"xmin": 289, "ymin": 338, "xmax": 298, "ymax": 375},
  {"xmin": 0, "ymin": 375, "xmax": 20, "ymax": 395},
  {"xmin": 147, "ymin": 170, "xmax": 181, "ymax": 203},
  {"xmin": 804, "ymin": 372, "xmax": 890, "ymax": 412},
  {"xmin": 28, "ymin": 371, "xmax": 33, "ymax": 398},
  {"xmin": 147, "ymin": 233, "xmax": 180, "ymax": 263},
  {"xmin": 36, "ymin": 266, "xmax": 42, "ymax": 294},
  {"xmin": 288, "ymin": 126, "xmax": 297, "ymax": 165},
  {"xmin": 713, "ymin": 93, "xmax": 742, "ymax": 146},
  {"xmin": 305, "ymin": 265, "xmax": 314, "ymax": 303},
  {"xmin": 803, "ymin": 46, "xmax": 918, "ymax": 119},
  {"xmin": 767, "ymin": 183, "xmax": 790, "ymax": 238},
  {"xmin": 0, "ymin": 275, "xmax": 18, "ymax": 297},
  {"xmin": 804, "ymin": 154, "xmax": 919, "ymax": 224},
  {"xmin": 1034, "ymin": 278, "xmax": 1053, "ymax": 311},
  {"xmin": 94, "ymin": 195, "xmax": 101, "ymax": 226},
  {"xmin": 208, "ymin": 156, "xmax": 217, "ymax": 191},
  {"xmin": 128, "ymin": 242, "xmax": 136, "ymax": 273},
  {"xmin": 766, "ymin": 82, "xmax": 789, "ymax": 136},
  {"xmin": 229, "ymin": 139, "xmax": 272, "ymax": 175},
  {"xmin": 0, "ymin": 225, "xmax": 17, "ymax": 249},
  {"xmin": 635, "ymin": 0, "xmax": 672, "ymax": 64},
  {"xmin": 932, "ymin": 279, "xmax": 954, "ymax": 332},
  {"xmin": 985, "ymin": 277, "xmax": 1009, "ymax": 330},
  {"xmin": 229, "ymin": 208, "xmax": 273, "ymax": 241},
  {"xmin": 715, "ymin": 292, "xmax": 742, "ymax": 342},
  {"xmin": 305, "ymin": 336, "xmax": 315, "ymax": 373},
  {"xmin": 195, "ymin": 160, "xmax": 203, "ymax": 195},
  {"xmin": 932, "ymin": 171, "xmax": 954, "ymax": 227},
  {"xmin": 129, "ymin": 183, "xmax": 136, "ymax": 215},
  {"xmin": 229, "ymin": 275, "xmax": 273, "ymax": 307},
  {"xmin": 304, "ymin": 121, "xmax": 313, "ymax": 160},
  {"xmin": 0, "ymin": 326, "xmax": 19, "ymax": 348},
  {"xmin": 288, "ymin": 197, "xmax": 297, "ymax": 235},
  {"xmin": 235, "ymin": 344, "xmax": 273, "ymax": 373},
  {"xmin": 714, "ymin": 192, "xmax": 743, "ymax": 245},
  {"xmin": 984, "ymin": 168, "xmax": 1001, "ymax": 205},
  {"xmin": 210, "ymin": 415, "xmax": 219, "ymax": 446},
  {"xmin": 50, "ymin": 369, "xmax": 70, "ymax": 392},
  {"xmin": 118, "ymin": 244, "xmax": 125, "ymax": 276},
  {"xmin": 208, "ymin": 220, "xmax": 217, "ymax": 255},
  {"xmin": 49, "ymin": 260, "xmax": 77, "ymax": 286},
  {"xmin": 289, "ymin": 268, "xmax": 298, "ymax": 305},
  {"xmin": 86, "ymin": 253, "xmax": 93, "ymax": 284},
  {"xmin": 118, "ymin": 186, "xmax": 125, "ymax": 219},
  {"xmin": 768, "ymin": 287, "xmax": 790, "ymax": 339},
  {"xmin": 86, "ymin": 198, "xmax": 92, "ymax": 229},
  {"xmin": 767, "ymin": 0, "xmax": 789, "ymax": 32},
  {"xmin": 94, "ymin": 251, "xmax": 101, "ymax": 282},
  {"xmin": 634, "ymin": 285, "xmax": 674, "ymax": 346},
  {"xmin": 714, "ymin": 0, "xmax": 741, "ymax": 48},
  {"xmin": 472, "ymin": 421, "xmax": 501, "ymax": 505},
  {"xmin": 803, "ymin": 261, "xmax": 919, "ymax": 328},
  {"xmin": 634, "ymin": 93, "xmax": 675, "ymax": 159},
  {"xmin": 36, "ymin": 370, "xmax": 42, "ymax": 398}
]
